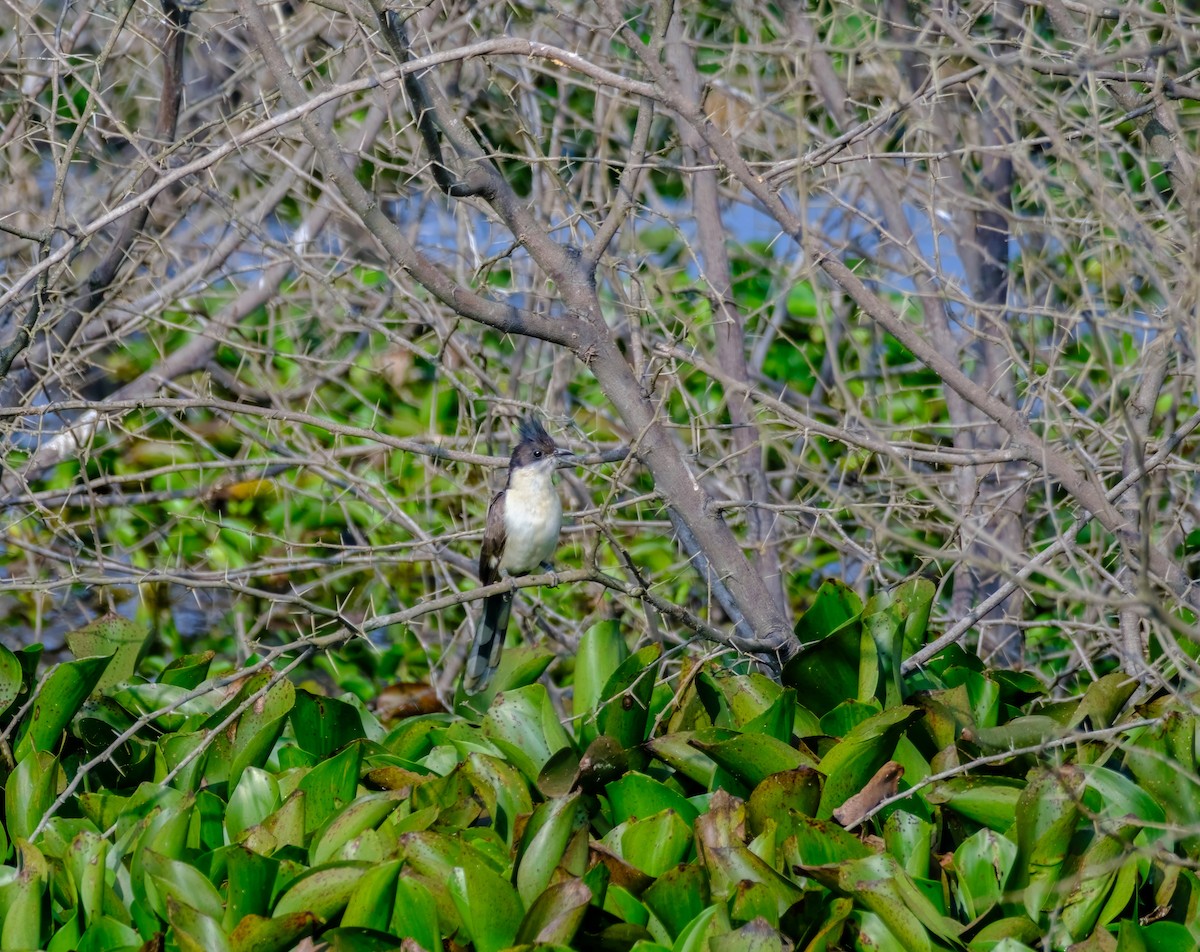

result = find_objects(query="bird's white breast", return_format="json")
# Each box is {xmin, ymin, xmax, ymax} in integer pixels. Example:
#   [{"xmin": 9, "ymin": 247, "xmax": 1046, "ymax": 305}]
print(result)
[{"xmin": 500, "ymin": 462, "xmax": 563, "ymax": 574}]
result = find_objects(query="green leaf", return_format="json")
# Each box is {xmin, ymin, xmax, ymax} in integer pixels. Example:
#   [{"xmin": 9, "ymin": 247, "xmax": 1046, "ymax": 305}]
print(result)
[
  {"xmin": 341, "ymin": 860, "xmax": 400, "ymax": 931},
  {"xmin": 159, "ymin": 652, "xmax": 216, "ymax": 689},
  {"xmin": 953, "ymin": 828, "xmax": 1017, "ymax": 920},
  {"xmin": 692, "ymin": 732, "xmax": 816, "ymax": 789},
  {"xmin": 297, "ymin": 741, "xmax": 364, "ymax": 835},
  {"xmin": 817, "ymin": 705, "xmax": 922, "ymax": 819},
  {"xmin": 65, "ymin": 614, "xmax": 151, "ymax": 692},
  {"xmin": 926, "ymin": 775, "xmax": 1022, "ymax": 831},
  {"xmin": 483, "ymin": 684, "xmax": 573, "ymax": 783},
  {"xmin": 607, "ymin": 772, "xmax": 700, "ymax": 827},
  {"xmin": 226, "ymin": 766, "xmax": 281, "ymax": 840},
  {"xmin": 168, "ymin": 896, "xmax": 232, "ymax": 952},
  {"xmin": 15, "ymin": 655, "xmax": 111, "ymax": 757},
  {"xmin": 0, "ymin": 645, "xmax": 25, "ymax": 718},
  {"xmin": 516, "ymin": 793, "xmax": 587, "ymax": 905},
  {"xmin": 290, "ymin": 691, "xmax": 367, "ymax": 759},
  {"xmin": 311, "ymin": 793, "xmax": 399, "ymax": 865},
  {"xmin": 515, "ymin": 878, "xmax": 591, "ymax": 946},
  {"xmin": 5, "ymin": 751, "xmax": 60, "ymax": 843},
  {"xmin": 601, "ymin": 808, "xmax": 693, "ymax": 877},
  {"xmin": 597, "ymin": 644, "xmax": 663, "ymax": 751},
  {"xmin": 448, "ymin": 857, "xmax": 524, "ymax": 952},
  {"xmin": 228, "ymin": 912, "xmax": 318, "ymax": 952},
  {"xmin": 273, "ymin": 863, "xmax": 368, "ymax": 920},
  {"xmin": 573, "ymin": 622, "xmax": 629, "ymax": 744},
  {"xmin": 143, "ymin": 849, "xmax": 225, "ymax": 922},
  {"xmin": 641, "ymin": 863, "xmax": 710, "ymax": 940},
  {"xmin": 0, "ymin": 840, "xmax": 48, "ymax": 951},
  {"xmin": 392, "ymin": 874, "xmax": 440, "ymax": 951}
]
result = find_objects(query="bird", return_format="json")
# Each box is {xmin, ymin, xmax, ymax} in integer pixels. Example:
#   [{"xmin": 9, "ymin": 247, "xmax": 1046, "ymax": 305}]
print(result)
[{"xmin": 464, "ymin": 417, "xmax": 575, "ymax": 694}]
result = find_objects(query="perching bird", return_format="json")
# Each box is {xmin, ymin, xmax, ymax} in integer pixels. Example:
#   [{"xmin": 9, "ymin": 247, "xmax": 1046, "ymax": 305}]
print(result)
[{"xmin": 464, "ymin": 418, "xmax": 574, "ymax": 693}]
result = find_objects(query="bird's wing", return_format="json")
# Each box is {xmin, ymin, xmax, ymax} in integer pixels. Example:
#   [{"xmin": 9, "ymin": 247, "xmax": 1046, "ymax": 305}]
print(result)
[{"xmin": 479, "ymin": 489, "xmax": 507, "ymax": 584}]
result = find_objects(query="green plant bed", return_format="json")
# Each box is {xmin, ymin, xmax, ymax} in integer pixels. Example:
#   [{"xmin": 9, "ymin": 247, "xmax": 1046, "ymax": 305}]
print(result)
[{"xmin": 0, "ymin": 583, "xmax": 1194, "ymax": 952}]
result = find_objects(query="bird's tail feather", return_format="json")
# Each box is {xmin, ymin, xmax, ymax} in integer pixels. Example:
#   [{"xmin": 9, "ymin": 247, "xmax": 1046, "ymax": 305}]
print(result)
[{"xmin": 464, "ymin": 592, "xmax": 512, "ymax": 694}]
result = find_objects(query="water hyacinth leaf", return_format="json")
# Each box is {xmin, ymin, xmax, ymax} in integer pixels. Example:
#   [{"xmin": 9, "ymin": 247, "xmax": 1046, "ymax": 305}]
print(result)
[
  {"xmin": 696, "ymin": 669, "xmax": 782, "ymax": 729},
  {"xmin": 692, "ymin": 732, "xmax": 815, "ymax": 789},
  {"xmin": 142, "ymin": 849, "xmax": 225, "ymax": 922},
  {"xmin": 226, "ymin": 766, "xmax": 281, "ymax": 840},
  {"xmin": 597, "ymin": 644, "xmax": 662, "ymax": 751},
  {"xmin": 6, "ymin": 750, "xmax": 59, "ymax": 843},
  {"xmin": 604, "ymin": 883, "xmax": 649, "ymax": 925},
  {"xmin": 969, "ymin": 916, "xmax": 1041, "ymax": 950},
  {"xmin": 1079, "ymin": 764, "xmax": 1166, "ymax": 839},
  {"xmin": 389, "ymin": 874, "xmax": 440, "ymax": 951},
  {"xmin": 205, "ymin": 672, "xmax": 295, "ymax": 787},
  {"xmin": 516, "ymin": 792, "xmax": 587, "ymax": 905},
  {"xmin": 291, "ymin": 691, "xmax": 367, "ymax": 759},
  {"xmin": 817, "ymin": 705, "xmax": 922, "ymax": 819},
  {"xmin": 0, "ymin": 644, "xmax": 25, "ymax": 718},
  {"xmin": 646, "ymin": 730, "xmax": 739, "ymax": 791},
  {"xmin": 297, "ymin": 741, "xmax": 363, "ymax": 835},
  {"xmin": 515, "ymin": 878, "xmax": 591, "ymax": 946},
  {"xmin": 168, "ymin": 896, "xmax": 231, "ymax": 952},
  {"xmin": 222, "ymin": 846, "xmax": 278, "ymax": 930},
  {"xmin": 466, "ymin": 752, "xmax": 534, "ymax": 843},
  {"xmin": 641, "ymin": 862, "xmax": 710, "ymax": 940},
  {"xmin": 483, "ymin": 684, "xmax": 573, "ymax": 783},
  {"xmin": 781, "ymin": 625, "xmax": 862, "ymax": 718},
  {"xmin": 63, "ymin": 826, "xmax": 108, "ymax": 929},
  {"xmin": 607, "ymin": 772, "xmax": 699, "ymax": 827},
  {"xmin": 747, "ymin": 767, "xmax": 822, "ymax": 836},
  {"xmin": 1067, "ymin": 672, "xmax": 1137, "ymax": 730},
  {"xmin": 74, "ymin": 916, "xmax": 143, "ymax": 952},
  {"xmin": 274, "ymin": 863, "xmax": 368, "ymax": 920},
  {"xmin": 0, "ymin": 840, "xmax": 48, "ymax": 951},
  {"xmin": 1057, "ymin": 825, "xmax": 1138, "ymax": 941},
  {"xmin": 65, "ymin": 614, "xmax": 151, "ymax": 693},
  {"xmin": 310, "ymin": 793, "xmax": 400, "ymax": 866},
  {"xmin": 1122, "ymin": 715, "xmax": 1200, "ymax": 851},
  {"xmin": 15, "ymin": 655, "xmax": 111, "ymax": 758},
  {"xmin": 925, "ymin": 775, "xmax": 1022, "ymax": 831},
  {"xmin": 674, "ymin": 904, "xmax": 732, "ymax": 952},
  {"xmin": 573, "ymin": 622, "xmax": 629, "ymax": 743},
  {"xmin": 341, "ymin": 860, "xmax": 400, "ymax": 931},
  {"xmin": 741, "ymin": 690, "xmax": 797, "ymax": 745},
  {"xmin": 710, "ymin": 916, "xmax": 785, "ymax": 952},
  {"xmin": 953, "ymin": 828, "xmax": 1018, "ymax": 920},
  {"xmin": 1009, "ymin": 766, "xmax": 1084, "ymax": 917},
  {"xmin": 448, "ymin": 859, "xmax": 524, "ymax": 952},
  {"xmin": 228, "ymin": 912, "xmax": 319, "ymax": 952},
  {"xmin": 883, "ymin": 809, "xmax": 932, "ymax": 879},
  {"xmin": 601, "ymin": 808, "xmax": 693, "ymax": 877},
  {"xmin": 159, "ymin": 651, "xmax": 216, "ymax": 689}
]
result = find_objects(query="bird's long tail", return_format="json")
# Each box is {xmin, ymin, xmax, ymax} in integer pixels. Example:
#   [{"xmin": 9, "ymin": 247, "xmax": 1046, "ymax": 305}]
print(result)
[{"xmin": 464, "ymin": 592, "xmax": 512, "ymax": 693}]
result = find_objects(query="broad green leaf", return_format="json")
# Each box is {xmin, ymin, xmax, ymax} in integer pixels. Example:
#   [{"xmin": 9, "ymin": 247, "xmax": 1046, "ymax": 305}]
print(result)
[
  {"xmin": 143, "ymin": 849, "xmax": 225, "ymax": 921},
  {"xmin": 515, "ymin": 878, "xmax": 591, "ymax": 946},
  {"xmin": 1009, "ymin": 766, "xmax": 1084, "ymax": 917},
  {"xmin": 884, "ymin": 810, "xmax": 932, "ymax": 879},
  {"xmin": 15, "ymin": 655, "xmax": 111, "ymax": 757},
  {"xmin": 392, "ymin": 874, "xmax": 440, "ymax": 951},
  {"xmin": 168, "ymin": 895, "xmax": 231, "ymax": 952},
  {"xmin": 5, "ymin": 751, "xmax": 60, "ymax": 843},
  {"xmin": 601, "ymin": 808, "xmax": 693, "ymax": 877},
  {"xmin": 0, "ymin": 644, "xmax": 24, "ymax": 718},
  {"xmin": 573, "ymin": 622, "xmax": 629, "ymax": 744},
  {"xmin": 221, "ymin": 846, "xmax": 279, "ymax": 930},
  {"xmin": 483, "ymin": 684, "xmax": 573, "ymax": 783},
  {"xmin": 75, "ymin": 916, "xmax": 142, "ymax": 952},
  {"xmin": 0, "ymin": 840, "xmax": 48, "ymax": 950},
  {"xmin": 816, "ymin": 705, "xmax": 922, "ymax": 819},
  {"xmin": 641, "ymin": 863, "xmax": 710, "ymax": 940},
  {"xmin": 297, "ymin": 741, "xmax": 363, "ymax": 835},
  {"xmin": 341, "ymin": 860, "xmax": 400, "ymax": 931},
  {"xmin": 597, "ymin": 644, "xmax": 662, "ymax": 751},
  {"xmin": 781, "ymin": 588, "xmax": 863, "ymax": 717},
  {"xmin": 710, "ymin": 917, "xmax": 785, "ymax": 952},
  {"xmin": 290, "ymin": 691, "xmax": 367, "ymax": 759},
  {"xmin": 449, "ymin": 858, "xmax": 524, "ymax": 952},
  {"xmin": 607, "ymin": 772, "xmax": 699, "ymax": 827},
  {"xmin": 228, "ymin": 912, "xmax": 318, "ymax": 952},
  {"xmin": 692, "ymin": 732, "xmax": 816, "ymax": 789},
  {"xmin": 65, "ymin": 614, "xmax": 150, "ymax": 692},
  {"xmin": 516, "ymin": 793, "xmax": 587, "ymax": 905},
  {"xmin": 310, "ymin": 793, "xmax": 399, "ymax": 865},
  {"xmin": 159, "ymin": 651, "xmax": 216, "ymax": 689},
  {"xmin": 926, "ymin": 775, "xmax": 1022, "ymax": 831},
  {"xmin": 646, "ymin": 730, "xmax": 740, "ymax": 790},
  {"xmin": 227, "ymin": 766, "xmax": 281, "ymax": 840},
  {"xmin": 273, "ymin": 863, "xmax": 368, "ymax": 920},
  {"xmin": 953, "ymin": 828, "xmax": 1017, "ymax": 920},
  {"xmin": 63, "ymin": 826, "xmax": 108, "ymax": 930}
]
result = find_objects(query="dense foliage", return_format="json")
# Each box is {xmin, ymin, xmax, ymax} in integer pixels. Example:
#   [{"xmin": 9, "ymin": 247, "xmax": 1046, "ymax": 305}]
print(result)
[{"xmin": 0, "ymin": 585, "xmax": 1195, "ymax": 951}]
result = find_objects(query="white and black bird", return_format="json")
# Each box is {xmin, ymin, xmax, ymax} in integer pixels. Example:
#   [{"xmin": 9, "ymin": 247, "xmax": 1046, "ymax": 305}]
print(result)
[{"xmin": 464, "ymin": 418, "xmax": 574, "ymax": 694}]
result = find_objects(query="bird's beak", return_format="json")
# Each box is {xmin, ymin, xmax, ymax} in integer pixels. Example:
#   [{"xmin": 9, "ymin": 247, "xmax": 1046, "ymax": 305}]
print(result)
[{"xmin": 554, "ymin": 447, "xmax": 578, "ymax": 466}]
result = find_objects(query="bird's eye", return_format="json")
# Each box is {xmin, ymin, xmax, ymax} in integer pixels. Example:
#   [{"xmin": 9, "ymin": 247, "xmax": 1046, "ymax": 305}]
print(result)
[{"xmin": 533, "ymin": 449, "xmax": 543, "ymax": 458}]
